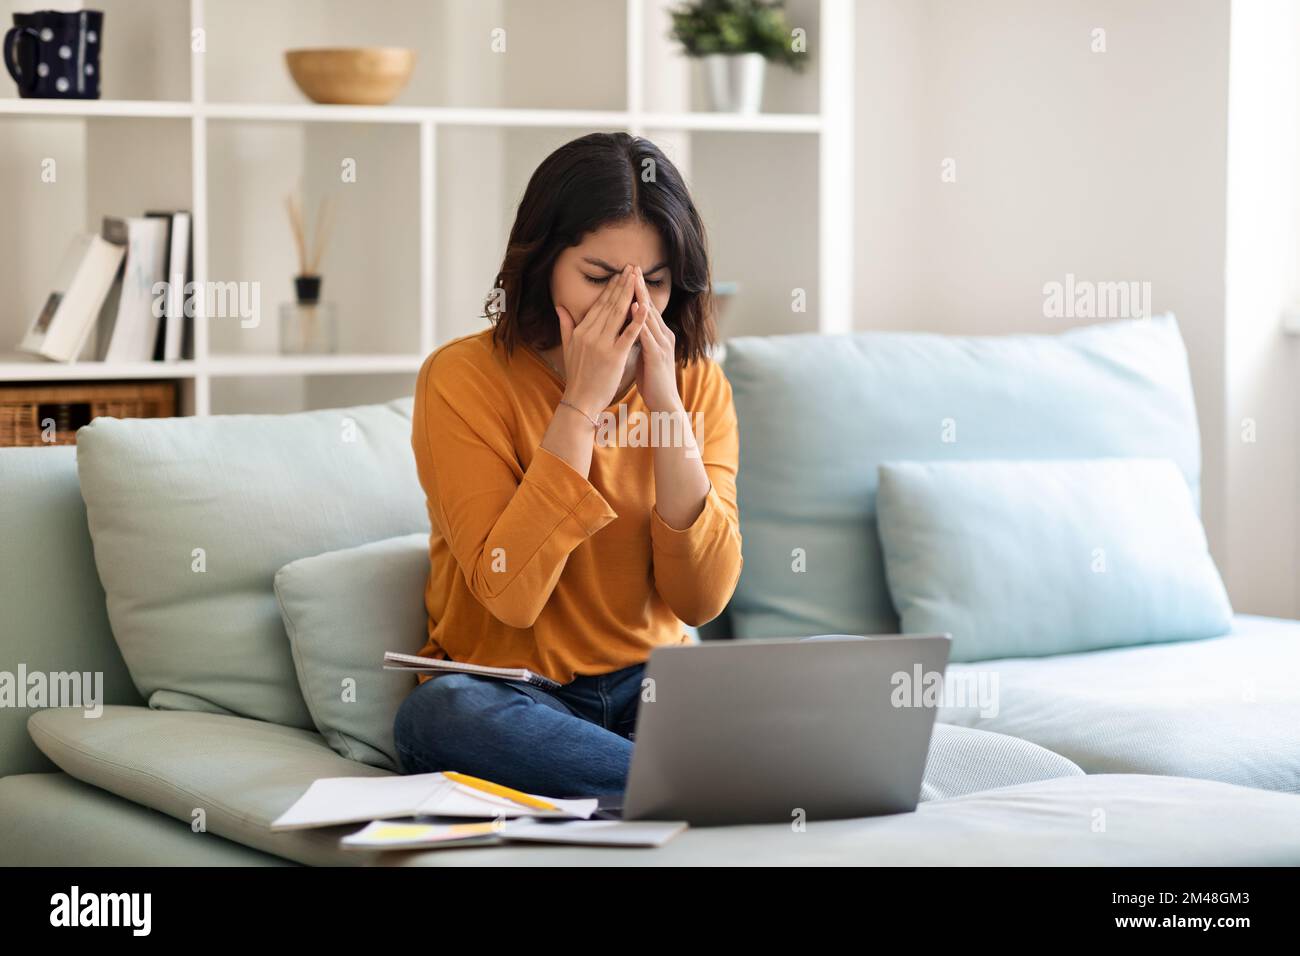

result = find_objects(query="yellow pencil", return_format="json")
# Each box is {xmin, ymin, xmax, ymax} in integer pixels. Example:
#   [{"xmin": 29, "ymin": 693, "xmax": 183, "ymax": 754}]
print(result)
[{"xmin": 443, "ymin": 771, "xmax": 560, "ymax": 812}]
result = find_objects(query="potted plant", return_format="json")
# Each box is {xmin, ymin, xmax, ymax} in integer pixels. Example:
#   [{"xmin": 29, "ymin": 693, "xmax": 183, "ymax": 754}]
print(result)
[{"xmin": 668, "ymin": 0, "xmax": 805, "ymax": 114}]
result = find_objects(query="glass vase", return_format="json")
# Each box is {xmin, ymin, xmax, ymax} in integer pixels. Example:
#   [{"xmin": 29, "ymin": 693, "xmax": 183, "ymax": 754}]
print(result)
[{"xmin": 279, "ymin": 301, "xmax": 338, "ymax": 355}]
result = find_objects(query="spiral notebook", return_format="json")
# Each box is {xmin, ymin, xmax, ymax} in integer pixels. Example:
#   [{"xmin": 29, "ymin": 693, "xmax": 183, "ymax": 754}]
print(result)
[{"xmin": 383, "ymin": 651, "xmax": 562, "ymax": 690}]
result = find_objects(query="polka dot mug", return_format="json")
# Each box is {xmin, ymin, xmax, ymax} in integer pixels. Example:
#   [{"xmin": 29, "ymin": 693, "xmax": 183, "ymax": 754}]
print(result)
[{"xmin": 5, "ymin": 9, "xmax": 103, "ymax": 99}]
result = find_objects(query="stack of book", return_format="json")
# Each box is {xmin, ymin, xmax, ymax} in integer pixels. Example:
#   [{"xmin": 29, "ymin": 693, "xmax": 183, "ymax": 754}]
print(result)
[{"xmin": 18, "ymin": 211, "xmax": 193, "ymax": 364}]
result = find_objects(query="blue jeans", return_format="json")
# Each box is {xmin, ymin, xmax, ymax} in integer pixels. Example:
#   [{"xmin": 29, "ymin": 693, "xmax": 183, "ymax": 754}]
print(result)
[{"xmin": 392, "ymin": 662, "xmax": 646, "ymax": 799}]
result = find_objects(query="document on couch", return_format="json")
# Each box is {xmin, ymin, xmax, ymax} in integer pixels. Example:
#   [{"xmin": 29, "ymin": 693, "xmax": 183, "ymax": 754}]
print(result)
[
  {"xmin": 383, "ymin": 651, "xmax": 563, "ymax": 690},
  {"xmin": 340, "ymin": 818, "xmax": 687, "ymax": 851},
  {"xmin": 271, "ymin": 772, "xmax": 599, "ymax": 830}
]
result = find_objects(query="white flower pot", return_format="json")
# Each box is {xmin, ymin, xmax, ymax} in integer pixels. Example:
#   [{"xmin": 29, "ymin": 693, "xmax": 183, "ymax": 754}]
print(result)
[{"xmin": 702, "ymin": 52, "xmax": 766, "ymax": 114}]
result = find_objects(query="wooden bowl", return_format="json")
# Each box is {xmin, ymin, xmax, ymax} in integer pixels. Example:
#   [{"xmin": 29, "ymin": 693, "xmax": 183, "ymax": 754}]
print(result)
[{"xmin": 285, "ymin": 48, "xmax": 415, "ymax": 106}]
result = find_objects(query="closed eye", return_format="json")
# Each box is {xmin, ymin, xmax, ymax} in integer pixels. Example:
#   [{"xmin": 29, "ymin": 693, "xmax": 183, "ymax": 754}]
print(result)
[{"xmin": 583, "ymin": 273, "xmax": 667, "ymax": 287}]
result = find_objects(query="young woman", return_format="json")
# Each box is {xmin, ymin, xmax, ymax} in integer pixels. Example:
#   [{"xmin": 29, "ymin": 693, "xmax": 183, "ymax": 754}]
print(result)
[{"xmin": 392, "ymin": 132, "xmax": 743, "ymax": 798}]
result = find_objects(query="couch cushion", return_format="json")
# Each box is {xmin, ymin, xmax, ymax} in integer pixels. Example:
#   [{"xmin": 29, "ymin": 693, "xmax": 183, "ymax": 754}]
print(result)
[
  {"xmin": 375, "ymin": 774, "xmax": 1300, "ymax": 865},
  {"xmin": 938, "ymin": 614, "xmax": 1300, "ymax": 792},
  {"xmin": 0, "ymin": 772, "xmax": 292, "ymax": 866},
  {"xmin": 74, "ymin": 398, "xmax": 429, "ymax": 729},
  {"xmin": 877, "ymin": 458, "xmax": 1232, "ymax": 661},
  {"xmin": 0, "ymin": 446, "xmax": 144, "ymax": 778},
  {"xmin": 27, "ymin": 705, "xmax": 391, "ymax": 866},
  {"xmin": 24, "ymin": 704, "xmax": 1300, "ymax": 865},
  {"xmin": 23, "ymin": 706, "xmax": 1078, "ymax": 865},
  {"xmin": 721, "ymin": 315, "xmax": 1201, "ymax": 640},
  {"xmin": 921, "ymin": 723, "xmax": 1083, "ymax": 802},
  {"xmin": 275, "ymin": 533, "xmax": 427, "ymax": 770}
]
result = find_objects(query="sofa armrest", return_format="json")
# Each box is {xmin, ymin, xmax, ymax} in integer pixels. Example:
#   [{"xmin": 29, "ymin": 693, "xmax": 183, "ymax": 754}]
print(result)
[{"xmin": 27, "ymin": 705, "xmax": 388, "ymax": 866}]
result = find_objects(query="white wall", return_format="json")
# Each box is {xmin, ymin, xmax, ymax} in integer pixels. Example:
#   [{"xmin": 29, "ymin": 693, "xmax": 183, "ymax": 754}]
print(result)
[
  {"xmin": 1224, "ymin": 0, "xmax": 1300, "ymax": 618},
  {"xmin": 0, "ymin": 118, "xmax": 86, "ymax": 343},
  {"xmin": 853, "ymin": 0, "xmax": 1251, "ymax": 600}
]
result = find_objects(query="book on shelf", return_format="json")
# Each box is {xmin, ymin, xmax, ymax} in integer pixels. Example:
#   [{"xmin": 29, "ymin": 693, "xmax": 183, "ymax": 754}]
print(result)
[
  {"xmin": 17, "ymin": 233, "xmax": 126, "ymax": 363},
  {"xmin": 145, "ymin": 210, "xmax": 193, "ymax": 362},
  {"xmin": 96, "ymin": 216, "xmax": 170, "ymax": 363},
  {"xmin": 14, "ymin": 211, "xmax": 196, "ymax": 366},
  {"xmin": 177, "ymin": 211, "xmax": 195, "ymax": 360}
]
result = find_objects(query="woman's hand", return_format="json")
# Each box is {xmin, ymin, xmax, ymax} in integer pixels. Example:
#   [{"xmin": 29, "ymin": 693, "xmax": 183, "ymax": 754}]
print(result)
[
  {"xmin": 555, "ymin": 264, "xmax": 647, "ymax": 419},
  {"xmin": 631, "ymin": 267, "xmax": 682, "ymax": 415},
  {"xmin": 633, "ymin": 264, "xmax": 709, "ymax": 529}
]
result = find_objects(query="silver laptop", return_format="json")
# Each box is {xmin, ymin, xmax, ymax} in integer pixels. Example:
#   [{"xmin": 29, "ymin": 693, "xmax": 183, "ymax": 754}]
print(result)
[{"xmin": 620, "ymin": 633, "xmax": 951, "ymax": 826}]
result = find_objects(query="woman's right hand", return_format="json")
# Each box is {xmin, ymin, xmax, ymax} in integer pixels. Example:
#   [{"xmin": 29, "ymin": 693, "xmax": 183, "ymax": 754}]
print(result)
[{"xmin": 555, "ymin": 264, "xmax": 648, "ymax": 419}]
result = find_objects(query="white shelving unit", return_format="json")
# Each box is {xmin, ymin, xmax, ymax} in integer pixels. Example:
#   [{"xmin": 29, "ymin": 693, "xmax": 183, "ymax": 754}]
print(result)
[{"xmin": 0, "ymin": 0, "xmax": 854, "ymax": 416}]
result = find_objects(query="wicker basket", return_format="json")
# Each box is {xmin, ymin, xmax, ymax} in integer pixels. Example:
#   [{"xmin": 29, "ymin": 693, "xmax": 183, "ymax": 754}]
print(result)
[{"xmin": 0, "ymin": 381, "xmax": 178, "ymax": 447}]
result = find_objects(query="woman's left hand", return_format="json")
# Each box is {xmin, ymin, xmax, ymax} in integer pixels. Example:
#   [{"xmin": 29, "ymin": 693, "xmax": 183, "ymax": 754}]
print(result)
[{"xmin": 632, "ymin": 267, "xmax": 682, "ymax": 414}]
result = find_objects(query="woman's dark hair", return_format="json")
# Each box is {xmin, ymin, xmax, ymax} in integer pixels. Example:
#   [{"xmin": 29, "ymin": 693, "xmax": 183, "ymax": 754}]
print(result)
[{"xmin": 487, "ymin": 132, "xmax": 715, "ymax": 364}]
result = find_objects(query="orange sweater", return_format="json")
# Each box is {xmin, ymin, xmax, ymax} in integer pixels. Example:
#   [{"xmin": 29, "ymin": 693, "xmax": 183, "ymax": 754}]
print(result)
[{"xmin": 410, "ymin": 328, "xmax": 743, "ymax": 686}]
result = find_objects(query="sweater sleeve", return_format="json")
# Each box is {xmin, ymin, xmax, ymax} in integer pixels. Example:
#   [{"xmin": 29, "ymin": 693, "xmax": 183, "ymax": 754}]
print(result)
[
  {"xmin": 649, "ymin": 360, "xmax": 744, "ymax": 626},
  {"xmin": 413, "ymin": 351, "xmax": 618, "ymax": 629}
]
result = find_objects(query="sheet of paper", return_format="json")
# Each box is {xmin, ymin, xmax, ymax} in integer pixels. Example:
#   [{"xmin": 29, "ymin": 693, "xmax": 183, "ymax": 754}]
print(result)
[
  {"xmin": 500, "ymin": 819, "xmax": 688, "ymax": 847},
  {"xmin": 420, "ymin": 778, "xmax": 599, "ymax": 820},
  {"xmin": 340, "ymin": 818, "xmax": 509, "ymax": 850},
  {"xmin": 271, "ymin": 772, "xmax": 599, "ymax": 830},
  {"xmin": 272, "ymin": 773, "xmax": 441, "ymax": 830},
  {"xmin": 340, "ymin": 817, "xmax": 685, "ymax": 851}
]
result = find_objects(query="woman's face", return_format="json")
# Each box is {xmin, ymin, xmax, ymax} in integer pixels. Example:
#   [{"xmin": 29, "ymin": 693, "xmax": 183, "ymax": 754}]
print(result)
[{"xmin": 550, "ymin": 218, "xmax": 672, "ymax": 339}]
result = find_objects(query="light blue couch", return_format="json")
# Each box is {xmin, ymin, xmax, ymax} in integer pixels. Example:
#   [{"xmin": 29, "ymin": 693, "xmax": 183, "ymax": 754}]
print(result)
[
  {"xmin": 713, "ymin": 313, "xmax": 1300, "ymax": 796},
  {"xmin": 3, "ymin": 315, "xmax": 1299, "ymax": 866}
]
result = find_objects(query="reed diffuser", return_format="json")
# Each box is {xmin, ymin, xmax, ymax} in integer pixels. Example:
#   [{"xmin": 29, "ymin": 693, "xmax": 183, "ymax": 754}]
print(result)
[{"xmin": 280, "ymin": 189, "xmax": 339, "ymax": 354}]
